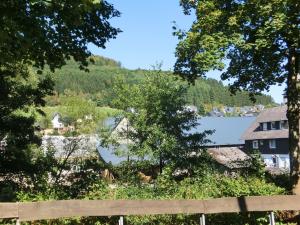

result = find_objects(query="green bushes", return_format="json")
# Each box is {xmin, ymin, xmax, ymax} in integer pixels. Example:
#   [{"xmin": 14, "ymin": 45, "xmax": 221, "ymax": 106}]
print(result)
[{"xmin": 7, "ymin": 163, "xmax": 288, "ymax": 225}]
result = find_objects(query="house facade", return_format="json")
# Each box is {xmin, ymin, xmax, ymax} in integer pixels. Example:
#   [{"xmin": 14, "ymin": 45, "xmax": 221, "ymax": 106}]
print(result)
[{"xmin": 241, "ymin": 106, "xmax": 289, "ymax": 169}]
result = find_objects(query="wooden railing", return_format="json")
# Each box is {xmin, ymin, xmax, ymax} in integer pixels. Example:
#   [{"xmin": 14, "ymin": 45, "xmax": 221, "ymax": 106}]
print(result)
[{"xmin": 1, "ymin": 195, "xmax": 300, "ymax": 224}]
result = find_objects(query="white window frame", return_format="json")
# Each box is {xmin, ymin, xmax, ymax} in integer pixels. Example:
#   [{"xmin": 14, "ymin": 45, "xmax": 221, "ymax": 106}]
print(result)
[
  {"xmin": 269, "ymin": 139, "xmax": 276, "ymax": 149},
  {"xmin": 253, "ymin": 140, "xmax": 259, "ymax": 149},
  {"xmin": 262, "ymin": 122, "xmax": 268, "ymax": 131},
  {"xmin": 271, "ymin": 122, "xmax": 276, "ymax": 130}
]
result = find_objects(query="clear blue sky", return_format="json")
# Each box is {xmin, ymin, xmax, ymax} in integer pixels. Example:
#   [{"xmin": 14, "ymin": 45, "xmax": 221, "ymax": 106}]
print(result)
[{"xmin": 89, "ymin": 0, "xmax": 285, "ymax": 103}]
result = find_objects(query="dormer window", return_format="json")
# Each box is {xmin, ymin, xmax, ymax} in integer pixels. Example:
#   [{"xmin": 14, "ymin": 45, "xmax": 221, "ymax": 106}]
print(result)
[
  {"xmin": 262, "ymin": 122, "xmax": 268, "ymax": 131},
  {"xmin": 271, "ymin": 122, "xmax": 276, "ymax": 130}
]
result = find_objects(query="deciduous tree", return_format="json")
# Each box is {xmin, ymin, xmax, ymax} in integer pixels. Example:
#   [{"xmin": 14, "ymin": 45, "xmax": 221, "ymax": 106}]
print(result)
[
  {"xmin": 0, "ymin": 0, "xmax": 120, "ymax": 186},
  {"xmin": 174, "ymin": 0, "xmax": 300, "ymax": 193},
  {"xmin": 105, "ymin": 70, "xmax": 212, "ymax": 173}
]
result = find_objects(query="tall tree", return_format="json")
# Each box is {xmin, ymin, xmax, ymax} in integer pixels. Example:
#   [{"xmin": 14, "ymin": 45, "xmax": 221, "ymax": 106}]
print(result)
[
  {"xmin": 104, "ymin": 70, "xmax": 212, "ymax": 173},
  {"xmin": 0, "ymin": 0, "xmax": 120, "ymax": 186},
  {"xmin": 174, "ymin": 0, "xmax": 300, "ymax": 193}
]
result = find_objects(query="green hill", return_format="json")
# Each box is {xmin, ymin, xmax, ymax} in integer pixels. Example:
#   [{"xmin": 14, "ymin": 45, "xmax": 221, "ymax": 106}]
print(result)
[{"xmin": 51, "ymin": 55, "xmax": 274, "ymax": 110}]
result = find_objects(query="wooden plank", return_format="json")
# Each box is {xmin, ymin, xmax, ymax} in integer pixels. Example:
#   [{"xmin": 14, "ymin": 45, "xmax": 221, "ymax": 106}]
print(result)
[
  {"xmin": 19, "ymin": 200, "xmax": 205, "ymax": 221},
  {"xmin": 0, "ymin": 202, "xmax": 18, "ymax": 218},
  {"xmin": 204, "ymin": 195, "xmax": 300, "ymax": 214},
  {"xmin": 0, "ymin": 195, "xmax": 297, "ymax": 221}
]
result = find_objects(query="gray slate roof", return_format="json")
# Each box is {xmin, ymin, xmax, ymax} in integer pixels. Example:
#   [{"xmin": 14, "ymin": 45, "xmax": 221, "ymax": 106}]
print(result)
[
  {"xmin": 194, "ymin": 117, "xmax": 256, "ymax": 146},
  {"xmin": 256, "ymin": 105, "xmax": 287, "ymax": 122},
  {"xmin": 241, "ymin": 105, "xmax": 289, "ymax": 140},
  {"xmin": 104, "ymin": 116, "xmax": 256, "ymax": 146}
]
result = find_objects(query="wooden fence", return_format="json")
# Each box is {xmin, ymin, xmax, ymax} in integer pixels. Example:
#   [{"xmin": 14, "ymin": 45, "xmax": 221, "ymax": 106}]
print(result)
[{"xmin": 1, "ymin": 195, "xmax": 300, "ymax": 224}]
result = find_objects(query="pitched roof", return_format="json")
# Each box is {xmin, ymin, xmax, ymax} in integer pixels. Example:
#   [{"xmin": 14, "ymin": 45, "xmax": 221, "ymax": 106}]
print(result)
[
  {"xmin": 241, "ymin": 105, "xmax": 288, "ymax": 140},
  {"xmin": 256, "ymin": 105, "xmax": 287, "ymax": 122},
  {"xmin": 207, "ymin": 147, "xmax": 250, "ymax": 169}
]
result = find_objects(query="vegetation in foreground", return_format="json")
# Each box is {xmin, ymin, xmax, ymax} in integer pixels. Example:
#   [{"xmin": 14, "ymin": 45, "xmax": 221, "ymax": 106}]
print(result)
[{"xmin": 1, "ymin": 71, "xmax": 295, "ymax": 225}]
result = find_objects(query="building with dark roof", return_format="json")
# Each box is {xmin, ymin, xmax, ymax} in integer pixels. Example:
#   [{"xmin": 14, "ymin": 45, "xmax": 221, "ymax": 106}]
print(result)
[
  {"xmin": 241, "ymin": 105, "xmax": 289, "ymax": 169},
  {"xmin": 99, "ymin": 116, "xmax": 255, "ymax": 167},
  {"xmin": 195, "ymin": 116, "xmax": 256, "ymax": 147}
]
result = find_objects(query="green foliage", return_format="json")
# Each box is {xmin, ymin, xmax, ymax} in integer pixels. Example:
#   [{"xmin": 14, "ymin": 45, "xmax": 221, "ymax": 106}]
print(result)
[
  {"xmin": 11, "ymin": 168, "xmax": 287, "ymax": 225},
  {"xmin": 0, "ymin": 0, "xmax": 120, "ymax": 70},
  {"xmin": 50, "ymin": 56, "xmax": 275, "ymax": 110},
  {"xmin": 0, "ymin": 0, "xmax": 120, "ymax": 188},
  {"xmin": 36, "ymin": 92, "xmax": 120, "ymax": 134},
  {"xmin": 104, "ymin": 70, "xmax": 213, "ymax": 173},
  {"xmin": 175, "ymin": 0, "xmax": 295, "ymax": 92},
  {"xmin": 175, "ymin": 0, "xmax": 300, "ymax": 191}
]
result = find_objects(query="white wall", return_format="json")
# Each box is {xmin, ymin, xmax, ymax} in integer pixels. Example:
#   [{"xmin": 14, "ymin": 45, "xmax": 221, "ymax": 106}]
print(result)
[{"xmin": 261, "ymin": 154, "xmax": 290, "ymax": 169}]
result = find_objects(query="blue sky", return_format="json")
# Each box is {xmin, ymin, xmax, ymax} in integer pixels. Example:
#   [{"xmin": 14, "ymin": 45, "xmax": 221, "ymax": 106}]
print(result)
[{"xmin": 89, "ymin": 0, "xmax": 285, "ymax": 103}]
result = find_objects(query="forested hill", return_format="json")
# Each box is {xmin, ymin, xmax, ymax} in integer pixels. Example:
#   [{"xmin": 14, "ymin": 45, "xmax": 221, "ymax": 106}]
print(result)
[{"xmin": 52, "ymin": 56, "xmax": 274, "ymax": 109}]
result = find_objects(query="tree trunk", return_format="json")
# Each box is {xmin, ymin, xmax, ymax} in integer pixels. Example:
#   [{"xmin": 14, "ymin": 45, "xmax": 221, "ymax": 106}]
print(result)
[
  {"xmin": 159, "ymin": 151, "xmax": 163, "ymax": 174},
  {"xmin": 287, "ymin": 49, "xmax": 300, "ymax": 194}
]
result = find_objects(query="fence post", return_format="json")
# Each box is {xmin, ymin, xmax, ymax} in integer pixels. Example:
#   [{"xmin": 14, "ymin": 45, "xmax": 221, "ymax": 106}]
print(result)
[
  {"xmin": 118, "ymin": 216, "xmax": 124, "ymax": 225},
  {"xmin": 16, "ymin": 219, "xmax": 20, "ymax": 225},
  {"xmin": 269, "ymin": 212, "xmax": 275, "ymax": 225},
  {"xmin": 200, "ymin": 214, "xmax": 205, "ymax": 225}
]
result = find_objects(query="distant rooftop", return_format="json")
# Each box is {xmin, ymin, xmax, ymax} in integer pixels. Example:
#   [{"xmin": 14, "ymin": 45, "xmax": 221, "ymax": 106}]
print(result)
[{"xmin": 256, "ymin": 105, "xmax": 287, "ymax": 123}]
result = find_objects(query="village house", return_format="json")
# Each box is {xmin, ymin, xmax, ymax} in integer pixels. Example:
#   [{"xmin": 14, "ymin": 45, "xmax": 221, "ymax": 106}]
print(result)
[
  {"xmin": 241, "ymin": 105, "xmax": 290, "ymax": 169},
  {"xmin": 52, "ymin": 113, "xmax": 65, "ymax": 131}
]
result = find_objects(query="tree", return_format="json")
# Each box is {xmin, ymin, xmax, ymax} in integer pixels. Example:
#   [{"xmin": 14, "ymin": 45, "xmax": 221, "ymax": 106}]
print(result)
[
  {"xmin": 0, "ymin": 0, "xmax": 120, "ymax": 186},
  {"xmin": 105, "ymin": 70, "xmax": 212, "ymax": 173},
  {"xmin": 174, "ymin": 0, "xmax": 300, "ymax": 193}
]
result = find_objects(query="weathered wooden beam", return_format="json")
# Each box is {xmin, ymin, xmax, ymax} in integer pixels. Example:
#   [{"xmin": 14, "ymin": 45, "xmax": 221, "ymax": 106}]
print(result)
[
  {"xmin": 203, "ymin": 195, "xmax": 300, "ymax": 213},
  {"xmin": 18, "ymin": 200, "xmax": 206, "ymax": 221},
  {"xmin": 0, "ymin": 195, "xmax": 300, "ymax": 222},
  {"xmin": 0, "ymin": 203, "xmax": 18, "ymax": 219}
]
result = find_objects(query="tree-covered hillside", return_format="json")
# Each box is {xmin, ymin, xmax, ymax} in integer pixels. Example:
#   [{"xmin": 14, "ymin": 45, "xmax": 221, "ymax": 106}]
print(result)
[{"xmin": 52, "ymin": 56, "xmax": 275, "ymax": 109}]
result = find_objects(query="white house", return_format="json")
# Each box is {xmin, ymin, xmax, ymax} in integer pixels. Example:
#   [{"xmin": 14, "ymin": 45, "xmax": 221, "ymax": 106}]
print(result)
[{"xmin": 52, "ymin": 113, "xmax": 64, "ymax": 130}]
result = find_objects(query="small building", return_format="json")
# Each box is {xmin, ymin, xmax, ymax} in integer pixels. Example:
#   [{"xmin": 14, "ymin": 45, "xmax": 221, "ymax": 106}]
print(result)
[
  {"xmin": 241, "ymin": 106, "xmax": 289, "ymax": 169},
  {"xmin": 52, "ymin": 113, "xmax": 64, "ymax": 130},
  {"xmin": 184, "ymin": 105, "xmax": 198, "ymax": 114}
]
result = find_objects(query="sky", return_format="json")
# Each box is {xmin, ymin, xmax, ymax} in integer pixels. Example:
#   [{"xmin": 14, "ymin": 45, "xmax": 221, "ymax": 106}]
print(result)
[{"xmin": 89, "ymin": 0, "xmax": 285, "ymax": 103}]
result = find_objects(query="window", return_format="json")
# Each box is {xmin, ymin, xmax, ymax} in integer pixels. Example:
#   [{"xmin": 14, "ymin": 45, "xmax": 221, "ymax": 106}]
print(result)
[
  {"xmin": 280, "ymin": 120, "xmax": 288, "ymax": 129},
  {"xmin": 262, "ymin": 122, "xmax": 268, "ymax": 131},
  {"xmin": 271, "ymin": 122, "xmax": 276, "ymax": 130},
  {"xmin": 253, "ymin": 140, "xmax": 258, "ymax": 149},
  {"xmin": 269, "ymin": 139, "xmax": 276, "ymax": 149}
]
